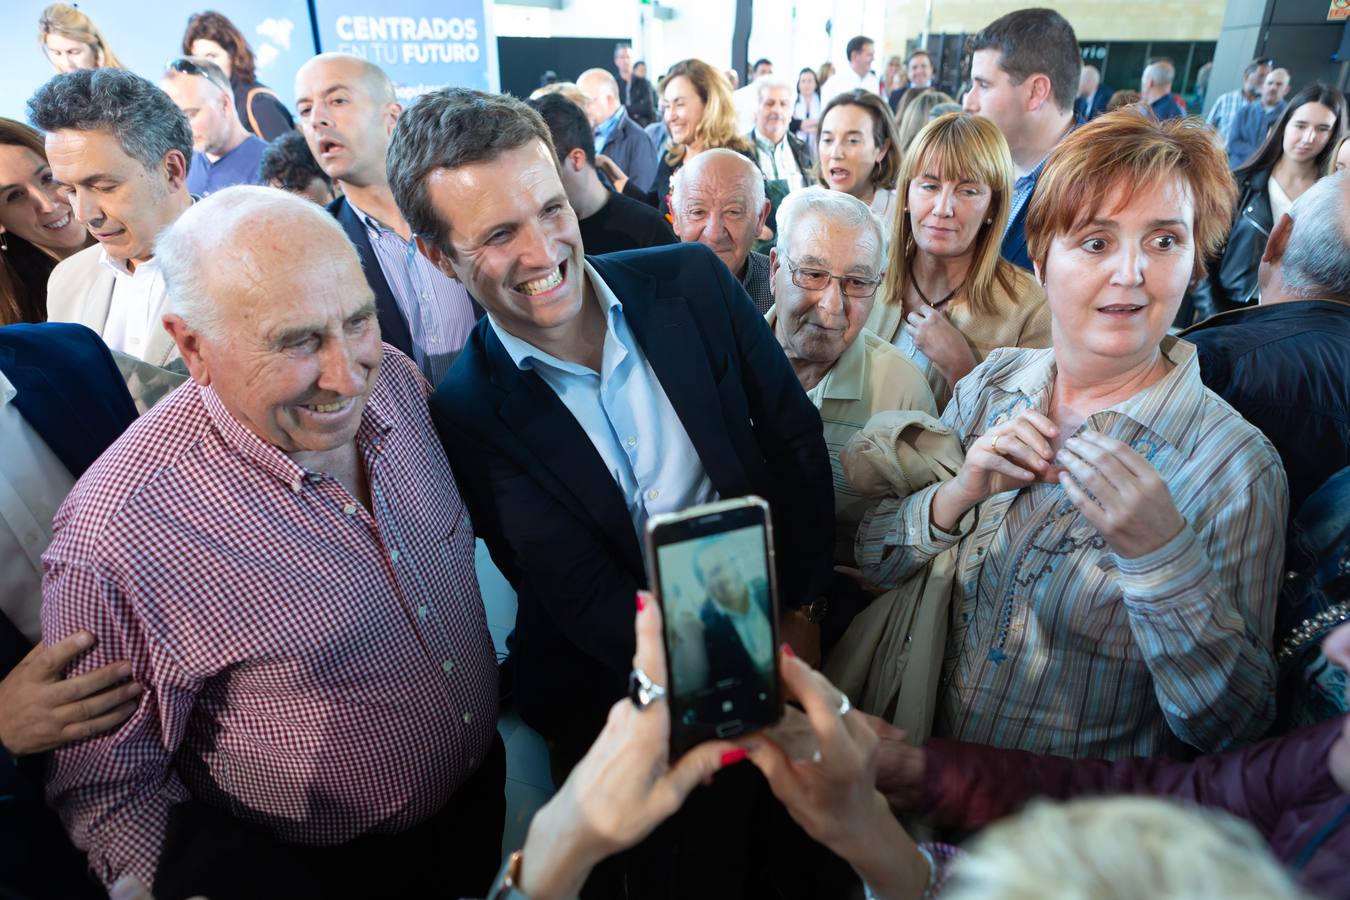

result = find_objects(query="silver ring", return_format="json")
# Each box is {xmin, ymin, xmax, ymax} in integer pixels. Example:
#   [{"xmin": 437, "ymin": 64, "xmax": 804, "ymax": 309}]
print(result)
[
  {"xmin": 627, "ymin": 667, "xmax": 667, "ymax": 710},
  {"xmin": 838, "ymin": 693, "xmax": 851, "ymax": 717}
]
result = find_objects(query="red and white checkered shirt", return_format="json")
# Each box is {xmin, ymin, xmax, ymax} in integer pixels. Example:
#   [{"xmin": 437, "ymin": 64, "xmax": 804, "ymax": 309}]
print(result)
[{"xmin": 41, "ymin": 347, "xmax": 498, "ymax": 889}]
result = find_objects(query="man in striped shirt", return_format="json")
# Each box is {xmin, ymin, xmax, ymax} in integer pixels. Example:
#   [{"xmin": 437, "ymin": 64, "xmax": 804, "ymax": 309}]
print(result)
[
  {"xmin": 296, "ymin": 53, "xmax": 478, "ymax": 387},
  {"xmin": 40, "ymin": 188, "xmax": 501, "ymax": 897}
]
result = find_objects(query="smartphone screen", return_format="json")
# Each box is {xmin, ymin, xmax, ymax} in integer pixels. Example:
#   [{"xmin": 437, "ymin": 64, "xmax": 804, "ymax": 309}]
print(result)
[{"xmin": 646, "ymin": 497, "xmax": 782, "ymax": 756}]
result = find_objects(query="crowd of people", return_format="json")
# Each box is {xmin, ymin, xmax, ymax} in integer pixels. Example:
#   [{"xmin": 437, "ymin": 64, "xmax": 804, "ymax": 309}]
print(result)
[{"xmin": 1, "ymin": 4, "xmax": 1349, "ymax": 900}]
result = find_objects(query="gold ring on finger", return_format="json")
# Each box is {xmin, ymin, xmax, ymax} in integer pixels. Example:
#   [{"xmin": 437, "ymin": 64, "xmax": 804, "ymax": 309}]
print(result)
[{"xmin": 991, "ymin": 434, "xmax": 1002, "ymax": 455}]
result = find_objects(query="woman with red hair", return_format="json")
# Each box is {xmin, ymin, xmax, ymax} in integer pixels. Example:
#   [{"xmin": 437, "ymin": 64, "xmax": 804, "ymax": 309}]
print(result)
[{"xmin": 182, "ymin": 11, "xmax": 294, "ymax": 141}]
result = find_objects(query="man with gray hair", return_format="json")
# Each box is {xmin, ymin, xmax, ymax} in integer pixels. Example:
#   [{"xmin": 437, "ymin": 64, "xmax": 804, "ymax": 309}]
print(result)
[
  {"xmin": 577, "ymin": 66, "xmax": 657, "ymax": 193},
  {"xmin": 1181, "ymin": 170, "xmax": 1350, "ymax": 520},
  {"xmin": 41, "ymin": 186, "xmax": 502, "ymax": 896},
  {"xmin": 749, "ymin": 74, "xmax": 814, "ymax": 195},
  {"xmin": 1140, "ymin": 59, "xmax": 1184, "ymax": 120},
  {"xmin": 29, "ymin": 68, "xmax": 194, "ymax": 368},
  {"xmin": 670, "ymin": 148, "xmax": 774, "ymax": 312},
  {"xmin": 1075, "ymin": 64, "xmax": 1112, "ymax": 120},
  {"xmin": 767, "ymin": 186, "xmax": 935, "ymax": 564}
]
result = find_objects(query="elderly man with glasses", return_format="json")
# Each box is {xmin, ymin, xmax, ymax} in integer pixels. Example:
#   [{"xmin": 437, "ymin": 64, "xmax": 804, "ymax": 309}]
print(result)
[{"xmin": 767, "ymin": 188, "xmax": 935, "ymax": 574}]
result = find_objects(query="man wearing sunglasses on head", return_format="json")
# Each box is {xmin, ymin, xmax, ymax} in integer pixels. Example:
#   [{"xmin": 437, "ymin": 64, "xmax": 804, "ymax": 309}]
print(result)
[{"xmin": 161, "ymin": 57, "xmax": 266, "ymax": 197}]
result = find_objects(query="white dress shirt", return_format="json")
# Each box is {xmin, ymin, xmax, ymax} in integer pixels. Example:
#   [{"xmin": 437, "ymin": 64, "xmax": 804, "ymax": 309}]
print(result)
[
  {"xmin": 820, "ymin": 69, "xmax": 882, "ymax": 106},
  {"xmin": 98, "ymin": 251, "xmax": 170, "ymax": 361},
  {"xmin": 0, "ymin": 368, "xmax": 75, "ymax": 642}
]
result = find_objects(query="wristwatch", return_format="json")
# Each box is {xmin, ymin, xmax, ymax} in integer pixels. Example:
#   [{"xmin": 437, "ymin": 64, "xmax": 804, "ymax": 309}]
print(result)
[
  {"xmin": 801, "ymin": 594, "xmax": 830, "ymax": 625},
  {"xmin": 488, "ymin": 849, "xmax": 531, "ymax": 899}
]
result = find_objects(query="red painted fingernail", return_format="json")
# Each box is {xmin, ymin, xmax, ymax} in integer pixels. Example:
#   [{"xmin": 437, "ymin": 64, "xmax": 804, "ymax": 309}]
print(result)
[
  {"xmin": 635, "ymin": 592, "xmax": 646, "ymax": 612},
  {"xmin": 780, "ymin": 642, "xmax": 796, "ymax": 658},
  {"xmin": 720, "ymin": 748, "xmax": 747, "ymax": 767}
]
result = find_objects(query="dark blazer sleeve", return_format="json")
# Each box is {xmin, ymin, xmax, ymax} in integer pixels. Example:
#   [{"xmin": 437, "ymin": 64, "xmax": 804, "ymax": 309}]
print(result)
[{"xmin": 705, "ymin": 248, "xmax": 834, "ymax": 607}]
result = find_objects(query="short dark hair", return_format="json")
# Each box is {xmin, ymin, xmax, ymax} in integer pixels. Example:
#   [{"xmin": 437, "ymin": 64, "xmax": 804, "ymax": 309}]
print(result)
[
  {"xmin": 28, "ymin": 68, "xmax": 193, "ymax": 173},
  {"xmin": 907, "ymin": 49, "xmax": 932, "ymax": 66},
  {"xmin": 260, "ymin": 130, "xmax": 331, "ymax": 193},
  {"xmin": 614, "ymin": 42, "xmax": 631, "ymax": 57},
  {"xmin": 387, "ymin": 88, "xmax": 555, "ymax": 254},
  {"xmin": 182, "ymin": 11, "xmax": 256, "ymax": 87},
  {"xmin": 970, "ymin": 8, "xmax": 1081, "ymax": 113},
  {"xmin": 528, "ymin": 93, "xmax": 595, "ymax": 166},
  {"xmin": 752, "ymin": 58, "xmax": 773, "ymax": 72},
  {"xmin": 846, "ymin": 36, "xmax": 874, "ymax": 61},
  {"xmin": 1243, "ymin": 57, "xmax": 1273, "ymax": 77}
]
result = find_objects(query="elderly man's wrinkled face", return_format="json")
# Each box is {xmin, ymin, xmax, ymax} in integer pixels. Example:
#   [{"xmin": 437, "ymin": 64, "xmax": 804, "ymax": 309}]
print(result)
[
  {"xmin": 770, "ymin": 210, "xmax": 880, "ymax": 368},
  {"xmin": 672, "ymin": 155, "xmax": 765, "ymax": 278},
  {"xmin": 46, "ymin": 128, "xmax": 186, "ymax": 265},
  {"xmin": 194, "ymin": 229, "xmax": 383, "ymax": 455},
  {"xmin": 424, "ymin": 139, "xmax": 586, "ymax": 349},
  {"xmin": 698, "ymin": 545, "xmax": 747, "ymax": 610}
]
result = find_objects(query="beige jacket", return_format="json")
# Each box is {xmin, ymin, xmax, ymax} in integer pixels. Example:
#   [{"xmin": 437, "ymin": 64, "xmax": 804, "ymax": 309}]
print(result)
[
  {"xmin": 822, "ymin": 409, "xmax": 963, "ymax": 742},
  {"xmin": 866, "ymin": 265, "xmax": 1050, "ymax": 409},
  {"xmin": 46, "ymin": 244, "xmax": 181, "ymax": 369}
]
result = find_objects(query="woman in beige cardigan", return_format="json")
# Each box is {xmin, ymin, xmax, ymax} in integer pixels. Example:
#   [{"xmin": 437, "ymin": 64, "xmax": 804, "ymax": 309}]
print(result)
[{"xmin": 867, "ymin": 113, "xmax": 1049, "ymax": 410}]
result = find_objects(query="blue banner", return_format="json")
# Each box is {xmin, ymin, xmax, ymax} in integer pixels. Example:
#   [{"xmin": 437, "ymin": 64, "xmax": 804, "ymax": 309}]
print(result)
[
  {"xmin": 312, "ymin": 4, "xmax": 499, "ymax": 102},
  {"xmin": 3, "ymin": 0, "xmax": 315, "ymax": 123}
]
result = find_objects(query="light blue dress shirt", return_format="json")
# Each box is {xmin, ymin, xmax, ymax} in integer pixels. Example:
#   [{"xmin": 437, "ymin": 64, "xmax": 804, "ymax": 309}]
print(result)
[
  {"xmin": 489, "ymin": 262, "xmax": 717, "ymax": 539},
  {"xmin": 593, "ymin": 105, "xmax": 626, "ymax": 156}
]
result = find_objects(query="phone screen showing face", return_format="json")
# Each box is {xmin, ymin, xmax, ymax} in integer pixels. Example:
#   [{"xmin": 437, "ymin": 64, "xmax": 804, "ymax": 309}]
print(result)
[{"xmin": 647, "ymin": 498, "xmax": 782, "ymax": 757}]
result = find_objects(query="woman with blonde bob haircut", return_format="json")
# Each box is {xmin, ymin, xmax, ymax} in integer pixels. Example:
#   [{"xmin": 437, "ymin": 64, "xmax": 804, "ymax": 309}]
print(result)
[
  {"xmin": 868, "ymin": 112, "xmax": 1049, "ymax": 409},
  {"xmin": 855, "ymin": 109, "xmax": 1286, "ymax": 762},
  {"xmin": 38, "ymin": 3, "xmax": 123, "ymax": 73}
]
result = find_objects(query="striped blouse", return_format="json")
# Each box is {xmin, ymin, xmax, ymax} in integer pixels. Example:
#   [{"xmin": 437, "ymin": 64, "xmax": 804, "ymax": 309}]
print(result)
[{"xmin": 855, "ymin": 337, "xmax": 1287, "ymax": 759}]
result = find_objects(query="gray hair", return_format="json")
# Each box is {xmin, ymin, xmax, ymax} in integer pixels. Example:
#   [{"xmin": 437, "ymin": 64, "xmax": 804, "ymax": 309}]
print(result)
[
  {"xmin": 756, "ymin": 75, "xmax": 794, "ymax": 104},
  {"xmin": 387, "ymin": 87, "xmax": 554, "ymax": 254},
  {"xmin": 775, "ymin": 186, "xmax": 885, "ymax": 271},
  {"xmin": 156, "ymin": 186, "xmax": 355, "ymax": 338},
  {"xmin": 670, "ymin": 148, "xmax": 766, "ymax": 216},
  {"xmin": 1282, "ymin": 170, "xmax": 1350, "ymax": 298},
  {"xmin": 28, "ymin": 68, "xmax": 192, "ymax": 173},
  {"xmin": 578, "ymin": 67, "xmax": 620, "ymax": 100},
  {"xmin": 1142, "ymin": 61, "xmax": 1175, "ymax": 88}
]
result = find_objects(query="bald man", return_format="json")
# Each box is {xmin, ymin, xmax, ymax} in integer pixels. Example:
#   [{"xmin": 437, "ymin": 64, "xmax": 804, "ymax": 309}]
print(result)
[
  {"xmin": 670, "ymin": 148, "xmax": 774, "ymax": 313},
  {"xmin": 295, "ymin": 53, "xmax": 478, "ymax": 386},
  {"xmin": 577, "ymin": 67, "xmax": 657, "ymax": 193},
  {"xmin": 41, "ymin": 187, "xmax": 502, "ymax": 897}
]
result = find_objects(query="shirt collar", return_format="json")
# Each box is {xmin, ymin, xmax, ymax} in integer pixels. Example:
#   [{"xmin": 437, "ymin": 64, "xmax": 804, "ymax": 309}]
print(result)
[
  {"xmin": 0, "ymin": 367, "xmax": 15, "ymax": 407},
  {"xmin": 197, "ymin": 363, "xmax": 398, "ymax": 493},
  {"xmin": 595, "ymin": 105, "xmax": 626, "ymax": 140},
  {"xmin": 344, "ymin": 194, "xmax": 397, "ymax": 238},
  {"xmin": 1000, "ymin": 336, "xmax": 1203, "ymax": 456},
  {"xmin": 753, "ymin": 129, "xmax": 786, "ymax": 152},
  {"xmin": 489, "ymin": 260, "xmax": 623, "ymax": 374},
  {"xmin": 98, "ymin": 246, "xmax": 159, "ymax": 279}
]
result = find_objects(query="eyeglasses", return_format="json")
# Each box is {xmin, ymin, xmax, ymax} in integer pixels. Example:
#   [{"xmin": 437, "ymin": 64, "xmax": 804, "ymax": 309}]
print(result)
[
  {"xmin": 785, "ymin": 256, "xmax": 882, "ymax": 298},
  {"xmin": 166, "ymin": 58, "xmax": 230, "ymax": 94}
]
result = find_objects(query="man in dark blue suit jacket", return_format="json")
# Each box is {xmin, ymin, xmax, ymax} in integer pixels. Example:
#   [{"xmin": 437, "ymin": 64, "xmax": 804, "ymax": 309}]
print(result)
[
  {"xmin": 0, "ymin": 322, "xmax": 142, "ymax": 900},
  {"xmin": 389, "ymin": 88, "xmax": 848, "ymax": 898}
]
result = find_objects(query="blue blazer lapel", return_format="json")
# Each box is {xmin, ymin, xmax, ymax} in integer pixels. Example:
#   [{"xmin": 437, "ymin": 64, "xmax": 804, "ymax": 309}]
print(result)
[
  {"xmin": 485, "ymin": 327, "xmax": 645, "ymax": 577},
  {"xmin": 591, "ymin": 256, "xmax": 751, "ymax": 496},
  {"xmin": 330, "ymin": 197, "xmax": 416, "ymax": 357}
]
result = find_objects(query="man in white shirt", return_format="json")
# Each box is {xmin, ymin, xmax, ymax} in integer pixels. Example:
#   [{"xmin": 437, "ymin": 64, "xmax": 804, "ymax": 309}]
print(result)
[
  {"xmin": 820, "ymin": 36, "xmax": 880, "ymax": 106},
  {"xmin": 30, "ymin": 68, "xmax": 194, "ymax": 368},
  {"xmin": 732, "ymin": 58, "xmax": 774, "ymax": 133},
  {"xmin": 748, "ymin": 76, "xmax": 814, "ymax": 196}
]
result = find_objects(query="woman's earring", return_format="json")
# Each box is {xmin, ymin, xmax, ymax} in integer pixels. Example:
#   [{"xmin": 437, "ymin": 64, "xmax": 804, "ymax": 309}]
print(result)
[
  {"xmin": 985, "ymin": 218, "xmax": 993, "ymax": 224},
  {"xmin": 0, "ymin": 232, "xmax": 7, "ymax": 252}
]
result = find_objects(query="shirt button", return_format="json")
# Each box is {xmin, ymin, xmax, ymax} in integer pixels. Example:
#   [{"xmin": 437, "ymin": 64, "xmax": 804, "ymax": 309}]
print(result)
[
  {"xmin": 418, "ymin": 605, "xmax": 429, "ymax": 618},
  {"xmin": 626, "ymin": 436, "xmax": 637, "ymax": 447},
  {"xmin": 442, "ymin": 659, "xmax": 455, "ymax": 673},
  {"xmin": 646, "ymin": 488, "xmax": 660, "ymax": 501},
  {"xmin": 907, "ymin": 527, "xmax": 917, "ymax": 537},
  {"xmin": 975, "ymin": 546, "xmax": 985, "ymax": 556},
  {"xmin": 390, "ymin": 549, "xmax": 401, "ymax": 562},
  {"xmin": 342, "ymin": 503, "xmax": 357, "ymax": 515},
  {"xmin": 462, "ymin": 711, "xmax": 473, "ymax": 724},
  {"xmin": 420, "ymin": 291, "xmax": 428, "ymax": 300}
]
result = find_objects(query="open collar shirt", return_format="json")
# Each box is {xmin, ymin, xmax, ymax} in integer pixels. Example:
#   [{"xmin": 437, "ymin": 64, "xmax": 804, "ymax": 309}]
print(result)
[
  {"xmin": 40, "ymin": 347, "xmax": 497, "ymax": 889},
  {"xmin": 98, "ymin": 251, "xmax": 169, "ymax": 362},
  {"xmin": 489, "ymin": 261, "xmax": 716, "ymax": 540},
  {"xmin": 345, "ymin": 196, "xmax": 477, "ymax": 386},
  {"xmin": 856, "ymin": 338, "xmax": 1286, "ymax": 760}
]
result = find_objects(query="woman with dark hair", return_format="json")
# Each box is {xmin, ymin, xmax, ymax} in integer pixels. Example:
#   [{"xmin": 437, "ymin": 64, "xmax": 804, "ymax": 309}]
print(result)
[
  {"xmin": 0, "ymin": 118, "xmax": 92, "ymax": 324},
  {"xmin": 182, "ymin": 10, "xmax": 294, "ymax": 141},
  {"xmin": 791, "ymin": 67, "xmax": 822, "ymax": 159},
  {"xmin": 1199, "ymin": 82, "xmax": 1347, "ymax": 315},
  {"xmin": 817, "ymin": 89, "xmax": 902, "ymax": 240}
]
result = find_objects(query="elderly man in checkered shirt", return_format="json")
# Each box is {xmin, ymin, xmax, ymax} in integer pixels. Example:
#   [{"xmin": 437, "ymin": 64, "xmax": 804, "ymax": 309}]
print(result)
[{"xmin": 39, "ymin": 186, "xmax": 502, "ymax": 898}]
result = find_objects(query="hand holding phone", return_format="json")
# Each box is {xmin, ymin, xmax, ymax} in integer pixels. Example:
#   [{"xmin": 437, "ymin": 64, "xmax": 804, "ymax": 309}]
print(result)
[{"xmin": 645, "ymin": 496, "xmax": 784, "ymax": 757}]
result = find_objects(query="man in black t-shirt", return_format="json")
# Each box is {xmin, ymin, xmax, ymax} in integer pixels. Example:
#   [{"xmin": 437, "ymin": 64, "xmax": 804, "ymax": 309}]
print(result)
[{"xmin": 527, "ymin": 94, "xmax": 677, "ymax": 256}]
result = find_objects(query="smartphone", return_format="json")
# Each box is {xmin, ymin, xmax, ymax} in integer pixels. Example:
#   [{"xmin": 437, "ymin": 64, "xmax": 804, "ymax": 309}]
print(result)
[{"xmin": 645, "ymin": 496, "xmax": 783, "ymax": 757}]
